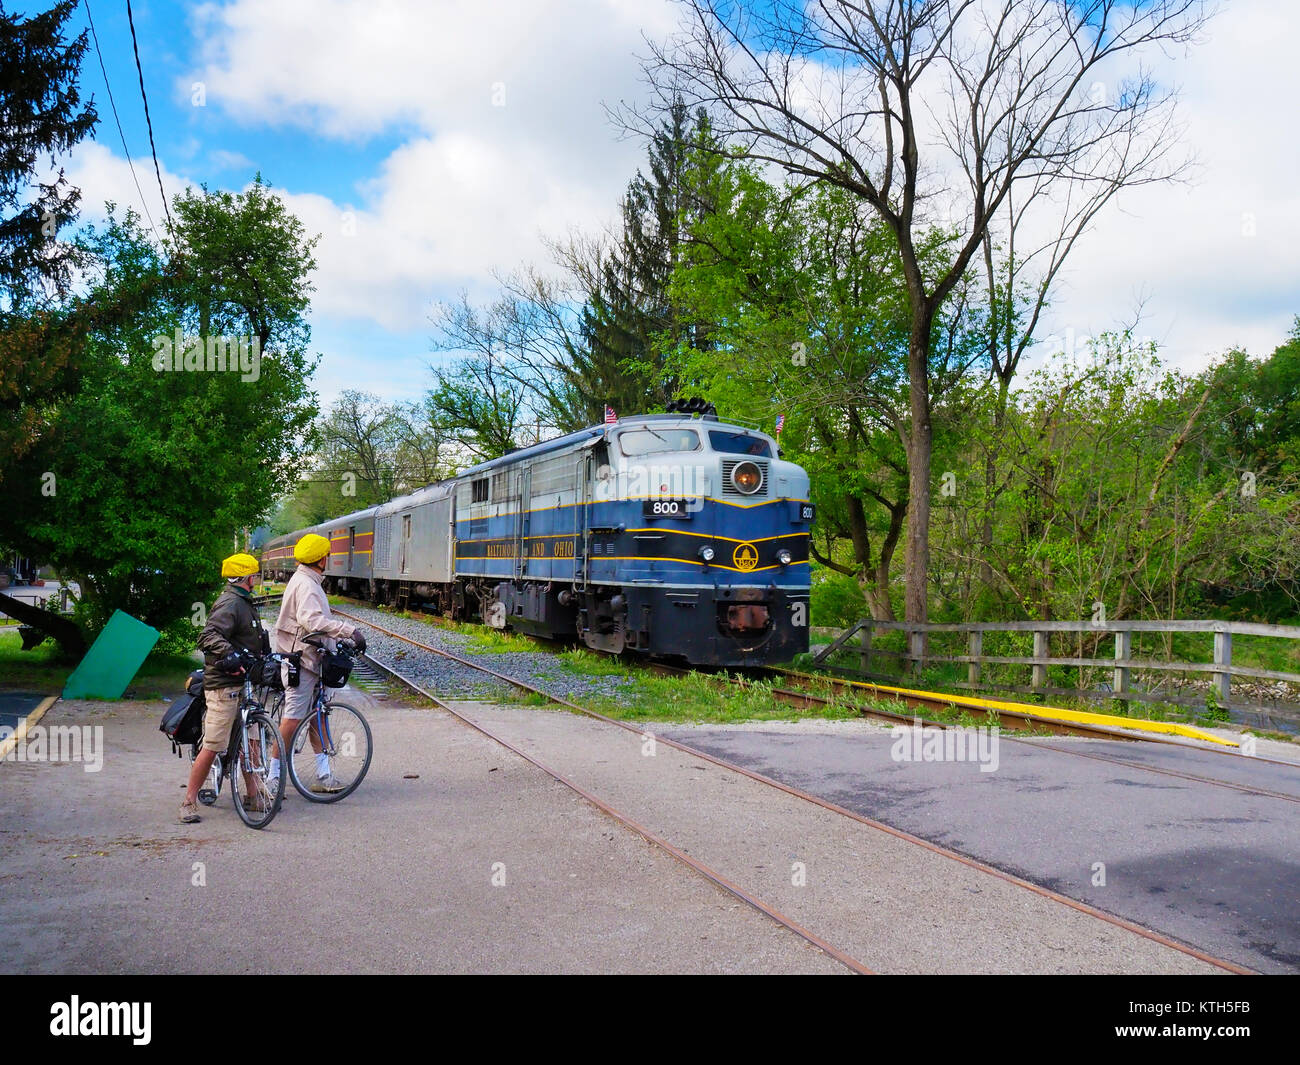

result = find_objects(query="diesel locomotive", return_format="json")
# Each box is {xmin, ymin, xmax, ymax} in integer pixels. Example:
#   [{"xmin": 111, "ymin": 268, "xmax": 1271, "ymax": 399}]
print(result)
[{"xmin": 262, "ymin": 408, "xmax": 813, "ymax": 666}]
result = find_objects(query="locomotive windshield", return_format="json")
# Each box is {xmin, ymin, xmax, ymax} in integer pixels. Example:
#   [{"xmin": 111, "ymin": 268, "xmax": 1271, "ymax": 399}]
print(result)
[
  {"xmin": 618, "ymin": 428, "xmax": 700, "ymax": 456},
  {"xmin": 708, "ymin": 430, "xmax": 772, "ymax": 457}
]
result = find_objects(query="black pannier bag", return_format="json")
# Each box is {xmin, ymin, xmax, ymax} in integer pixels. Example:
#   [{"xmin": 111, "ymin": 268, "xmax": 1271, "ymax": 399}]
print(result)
[
  {"xmin": 320, "ymin": 646, "xmax": 352, "ymax": 688},
  {"xmin": 160, "ymin": 690, "xmax": 205, "ymax": 755},
  {"xmin": 257, "ymin": 655, "xmax": 283, "ymax": 691}
]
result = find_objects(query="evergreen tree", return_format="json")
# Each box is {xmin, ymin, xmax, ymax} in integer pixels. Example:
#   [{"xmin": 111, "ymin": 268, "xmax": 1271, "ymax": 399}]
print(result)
[
  {"xmin": 578, "ymin": 98, "xmax": 717, "ymax": 416},
  {"xmin": 0, "ymin": 0, "xmax": 98, "ymax": 481}
]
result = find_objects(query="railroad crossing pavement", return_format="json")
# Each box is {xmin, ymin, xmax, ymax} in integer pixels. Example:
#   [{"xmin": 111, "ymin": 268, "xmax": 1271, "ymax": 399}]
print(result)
[
  {"xmin": 444, "ymin": 703, "xmax": 1229, "ymax": 974},
  {"xmin": 658, "ymin": 720, "xmax": 1300, "ymax": 974},
  {"xmin": 0, "ymin": 692, "xmax": 1242, "ymax": 974},
  {"xmin": 0, "ymin": 695, "xmax": 841, "ymax": 974}
]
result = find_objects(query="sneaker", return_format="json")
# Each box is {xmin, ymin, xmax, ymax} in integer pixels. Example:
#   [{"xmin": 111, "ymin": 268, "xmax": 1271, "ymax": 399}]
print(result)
[
  {"xmin": 310, "ymin": 774, "xmax": 346, "ymax": 794},
  {"xmin": 179, "ymin": 800, "xmax": 201, "ymax": 824}
]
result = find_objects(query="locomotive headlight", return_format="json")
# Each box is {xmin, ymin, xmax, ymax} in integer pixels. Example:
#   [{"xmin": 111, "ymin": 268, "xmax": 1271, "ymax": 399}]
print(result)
[
  {"xmin": 732, "ymin": 461, "xmax": 763, "ymax": 495},
  {"xmin": 699, "ymin": 545, "xmax": 715, "ymax": 562},
  {"xmin": 776, "ymin": 548, "xmax": 792, "ymax": 566}
]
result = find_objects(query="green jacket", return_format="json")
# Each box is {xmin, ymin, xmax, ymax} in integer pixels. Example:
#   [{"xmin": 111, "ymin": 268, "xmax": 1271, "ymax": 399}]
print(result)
[{"xmin": 197, "ymin": 584, "xmax": 266, "ymax": 690}]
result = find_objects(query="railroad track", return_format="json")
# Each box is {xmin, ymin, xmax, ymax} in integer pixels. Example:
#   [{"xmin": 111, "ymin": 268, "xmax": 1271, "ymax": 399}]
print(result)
[
  {"xmin": 336, "ymin": 600, "xmax": 1300, "ymax": 797},
  {"xmin": 336, "ymin": 606, "xmax": 1251, "ymax": 975},
  {"xmin": 648, "ymin": 662, "xmax": 1300, "ymax": 804},
  {"xmin": 335, "ymin": 607, "xmax": 873, "ymax": 973}
]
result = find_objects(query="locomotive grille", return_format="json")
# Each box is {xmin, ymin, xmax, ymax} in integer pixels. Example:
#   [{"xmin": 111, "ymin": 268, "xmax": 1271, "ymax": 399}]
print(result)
[
  {"xmin": 374, "ymin": 515, "xmax": 391, "ymax": 568},
  {"xmin": 721, "ymin": 458, "xmax": 769, "ymax": 498}
]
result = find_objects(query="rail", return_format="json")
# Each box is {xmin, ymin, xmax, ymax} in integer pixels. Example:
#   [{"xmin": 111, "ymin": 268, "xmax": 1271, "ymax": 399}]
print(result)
[{"xmin": 812, "ymin": 618, "xmax": 1300, "ymax": 727}]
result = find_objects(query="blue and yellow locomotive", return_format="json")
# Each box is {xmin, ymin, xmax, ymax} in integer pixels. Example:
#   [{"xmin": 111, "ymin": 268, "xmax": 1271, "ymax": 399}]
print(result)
[{"xmin": 262, "ymin": 407, "xmax": 813, "ymax": 667}]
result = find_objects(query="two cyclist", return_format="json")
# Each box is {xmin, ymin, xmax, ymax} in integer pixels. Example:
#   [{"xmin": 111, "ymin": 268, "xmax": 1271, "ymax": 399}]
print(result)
[
  {"xmin": 272, "ymin": 533, "xmax": 367, "ymax": 794},
  {"xmin": 181, "ymin": 553, "xmax": 271, "ymax": 824}
]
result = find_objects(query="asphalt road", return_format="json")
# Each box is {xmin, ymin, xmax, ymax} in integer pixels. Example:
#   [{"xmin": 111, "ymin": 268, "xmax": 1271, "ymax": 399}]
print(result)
[{"xmin": 660, "ymin": 722, "xmax": 1300, "ymax": 974}]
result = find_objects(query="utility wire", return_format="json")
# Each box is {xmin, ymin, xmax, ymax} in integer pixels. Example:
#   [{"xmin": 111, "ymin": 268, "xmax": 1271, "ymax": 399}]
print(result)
[
  {"xmin": 83, "ymin": 0, "xmax": 161, "ymax": 244},
  {"xmin": 124, "ymin": 0, "xmax": 174, "ymax": 238}
]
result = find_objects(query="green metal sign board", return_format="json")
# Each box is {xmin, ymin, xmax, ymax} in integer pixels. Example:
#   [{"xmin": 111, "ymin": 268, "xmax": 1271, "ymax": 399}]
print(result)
[{"xmin": 62, "ymin": 610, "xmax": 160, "ymax": 700}]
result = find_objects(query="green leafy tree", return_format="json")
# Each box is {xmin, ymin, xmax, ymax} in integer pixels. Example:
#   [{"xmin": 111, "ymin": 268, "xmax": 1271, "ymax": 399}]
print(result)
[
  {"xmin": 668, "ymin": 158, "xmax": 985, "ymax": 619},
  {"xmin": 635, "ymin": 0, "xmax": 1212, "ymax": 625},
  {"xmin": 2, "ymin": 182, "xmax": 319, "ymax": 637}
]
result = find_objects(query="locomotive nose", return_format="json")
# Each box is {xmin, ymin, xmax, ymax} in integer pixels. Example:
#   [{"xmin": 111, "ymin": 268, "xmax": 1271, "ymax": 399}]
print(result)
[{"xmin": 722, "ymin": 602, "xmax": 770, "ymax": 635}]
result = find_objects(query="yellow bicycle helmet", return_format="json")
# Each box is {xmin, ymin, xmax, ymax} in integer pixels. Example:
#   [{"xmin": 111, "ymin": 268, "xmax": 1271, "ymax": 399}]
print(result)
[
  {"xmin": 293, "ymin": 533, "xmax": 331, "ymax": 564},
  {"xmin": 221, "ymin": 553, "xmax": 260, "ymax": 578}
]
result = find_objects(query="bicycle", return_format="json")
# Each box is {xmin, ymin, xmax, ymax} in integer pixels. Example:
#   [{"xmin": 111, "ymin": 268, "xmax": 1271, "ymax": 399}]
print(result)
[
  {"xmin": 193, "ymin": 651, "xmax": 287, "ymax": 829},
  {"xmin": 262, "ymin": 634, "xmax": 373, "ymax": 803}
]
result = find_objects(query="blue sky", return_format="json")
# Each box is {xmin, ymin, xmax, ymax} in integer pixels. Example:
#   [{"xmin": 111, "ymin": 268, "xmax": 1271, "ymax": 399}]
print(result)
[{"xmin": 32, "ymin": 0, "xmax": 1300, "ymax": 414}]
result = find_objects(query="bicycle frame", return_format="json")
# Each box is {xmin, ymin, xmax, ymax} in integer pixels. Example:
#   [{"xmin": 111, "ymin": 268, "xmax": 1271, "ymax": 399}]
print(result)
[{"xmin": 199, "ymin": 675, "xmax": 273, "ymax": 799}]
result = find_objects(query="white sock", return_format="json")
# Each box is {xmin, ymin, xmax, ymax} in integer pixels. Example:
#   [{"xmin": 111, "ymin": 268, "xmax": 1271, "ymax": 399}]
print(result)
[
  {"xmin": 269, "ymin": 757, "xmax": 280, "ymax": 781},
  {"xmin": 316, "ymin": 752, "xmax": 331, "ymax": 778}
]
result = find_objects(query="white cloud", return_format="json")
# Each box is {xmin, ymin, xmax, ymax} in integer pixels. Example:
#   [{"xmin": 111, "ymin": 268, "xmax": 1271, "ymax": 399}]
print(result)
[
  {"xmin": 184, "ymin": 0, "xmax": 678, "ymax": 336},
  {"xmin": 63, "ymin": 141, "xmax": 194, "ymax": 232},
  {"xmin": 66, "ymin": 0, "xmax": 1296, "ymax": 416}
]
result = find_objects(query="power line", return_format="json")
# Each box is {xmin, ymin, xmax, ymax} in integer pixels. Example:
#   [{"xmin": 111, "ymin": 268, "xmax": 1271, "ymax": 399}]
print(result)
[
  {"xmin": 82, "ymin": 0, "xmax": 161, "ymax": 244},
  {"xmin": 124, "ymin": 0, "xmax": 174, "ymax": 237}
]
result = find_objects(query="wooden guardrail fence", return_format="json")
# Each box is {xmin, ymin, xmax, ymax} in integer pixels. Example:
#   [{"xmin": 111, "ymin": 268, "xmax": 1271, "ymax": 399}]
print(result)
[{"xmin": 812, "ymin": 619, "xmax": 1300, "ymax": 728}]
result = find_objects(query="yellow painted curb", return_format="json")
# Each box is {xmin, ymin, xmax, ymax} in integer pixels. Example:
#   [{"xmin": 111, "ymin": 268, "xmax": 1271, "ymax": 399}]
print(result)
[
  {"xmin": 792, "ymin": 671, "xmax": 1236, "ymax": 747},
  {"xmin": 0, "ymin": 695, "xmax": 58, "ymax": 761}
]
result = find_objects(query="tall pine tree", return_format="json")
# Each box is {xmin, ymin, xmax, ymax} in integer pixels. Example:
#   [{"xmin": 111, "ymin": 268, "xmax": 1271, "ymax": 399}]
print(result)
[
  {"xmin": 0, "ymin": 0, "xmax": 98, "ymax": 483},
  {"xmin": 578, "ymin": 99, "xmax": 717, "ymax": 417}
]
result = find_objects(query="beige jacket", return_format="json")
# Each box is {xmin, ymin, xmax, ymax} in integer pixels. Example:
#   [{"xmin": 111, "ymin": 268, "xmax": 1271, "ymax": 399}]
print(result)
[{"xmin": 274, "ymin": 563, "xmax": 356, "ymax": 674}]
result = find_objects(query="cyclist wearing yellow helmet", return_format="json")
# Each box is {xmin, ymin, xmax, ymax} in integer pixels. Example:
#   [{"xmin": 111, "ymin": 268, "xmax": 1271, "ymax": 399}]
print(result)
[
  {"xmin": 272, "ymin": 532, "xmax": 367, "ymax": 792},
  {"xmin": 181, "ymin": 553, "xmax": 268, "ymax": 824}
]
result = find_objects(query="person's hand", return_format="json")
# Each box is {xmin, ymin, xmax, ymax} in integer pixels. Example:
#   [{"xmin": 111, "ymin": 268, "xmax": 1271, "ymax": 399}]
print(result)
[
  {"xmin": 350, "ymin": 628, "xmax": 366, "ymax": 653},
  {"xmin": 215, "ymin": 652, "xmax": 246, "ymax": 675}
]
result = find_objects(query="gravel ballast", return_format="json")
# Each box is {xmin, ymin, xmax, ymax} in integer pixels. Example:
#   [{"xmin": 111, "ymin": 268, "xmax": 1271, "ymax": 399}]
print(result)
[{"xmin": 335, "ymin": 603, "xmax": 636, "ymax": 703}]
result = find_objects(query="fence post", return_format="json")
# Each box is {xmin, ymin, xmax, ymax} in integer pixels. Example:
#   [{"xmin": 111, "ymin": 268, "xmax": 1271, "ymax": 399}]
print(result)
[
  {"xmin": 859, "ymin": 625, "xmax": 872, "ymax": 676},
  {"xmin": 909, "ymin": 628, "xmax": 925, "ymax": 676},
  {"xmin": 1032, "ymin": 630, "xmax": 1048, "ymax": 692},
  {"xmin": 1213, "ymin": 630, "xmax": 1232, "ymax": 708},
  {"xmin": 1113, "ymin": 629, "xmax": 1131, "ymax": 696},
  {"xmin": 968, "ymin": 631, "xmax": 982, "ymax": 687}
]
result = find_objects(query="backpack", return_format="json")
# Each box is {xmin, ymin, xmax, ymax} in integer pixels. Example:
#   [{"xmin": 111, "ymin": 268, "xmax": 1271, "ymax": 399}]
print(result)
[{"xmin": 161, "ymin": 670, "xmax": 207, "ymax": 755}]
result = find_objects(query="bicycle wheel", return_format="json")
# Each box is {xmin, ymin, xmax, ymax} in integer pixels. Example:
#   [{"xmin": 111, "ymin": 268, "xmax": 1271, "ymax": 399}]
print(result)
[
  {"xmin": 288, "ymin": 701, "xmax": 372, "ymax": 803},
  {"xmin": 231, "ymin": 712, "xmax": 286, "ymax": 829}
]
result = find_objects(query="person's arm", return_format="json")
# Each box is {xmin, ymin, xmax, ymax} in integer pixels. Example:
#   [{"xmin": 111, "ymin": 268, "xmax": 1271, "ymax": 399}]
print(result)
[
  {"xmin": 295, "ymin": 587, "xmax": 356, "ymax": 642},
  {"xmin": 197, "ymin": 597, "xmax": 236, "ymax": 660}
]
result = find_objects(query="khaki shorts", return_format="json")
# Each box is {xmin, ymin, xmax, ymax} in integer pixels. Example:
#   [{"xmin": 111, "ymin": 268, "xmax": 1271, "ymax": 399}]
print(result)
[
  {"xmin": 201, "ymin": 688, "xmax": 241, "ymax": 752},
  {"xmin": 281, "ymin": 661, "xmax": 320, "ymax": 722}
]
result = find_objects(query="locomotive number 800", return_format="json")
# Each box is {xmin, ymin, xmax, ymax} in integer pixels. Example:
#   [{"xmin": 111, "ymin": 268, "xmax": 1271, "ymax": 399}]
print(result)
[{"xmin": 643, "ymin": 499, "xmax": 689, "ymax": 518}]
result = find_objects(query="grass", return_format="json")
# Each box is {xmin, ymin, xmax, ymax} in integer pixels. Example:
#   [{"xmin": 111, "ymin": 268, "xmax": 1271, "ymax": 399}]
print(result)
[
  {"xmin": 0, "ymin": 628, "xmax": 196, "ymax": 698},
  {"xmin": 459, "ymin": 627, "xmax": 542, "ymax": 654},
  {"xmin": 569, "ymin": 667, "xmax": 865, "ymax": 725}
]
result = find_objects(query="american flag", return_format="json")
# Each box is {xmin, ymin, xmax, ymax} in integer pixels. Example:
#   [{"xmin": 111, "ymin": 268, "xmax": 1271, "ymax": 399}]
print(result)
[
  {"xmin": 774, "ymin": 414, "xmax": 785, "ymax": 435},
  {"xmin": 604, "ymin": 405, "xmax": 617, "ymax": 424}
]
